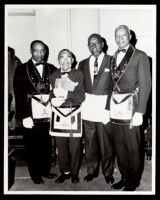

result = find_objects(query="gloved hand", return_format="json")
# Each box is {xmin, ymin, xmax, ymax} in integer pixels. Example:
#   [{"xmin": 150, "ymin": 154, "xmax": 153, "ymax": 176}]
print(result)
[
  {"xmin": 53, "ymin": 83, "xmax": 68, "ymax": 99},
  {"xmin": 131, "ymin": 112, "xmax": 143, "ymax": 126},
  {"xmin": 102, "ymin": 109, "xmax": 110, "ymax": 125},
  {"xmin": 22, "ymin": 117, "xmax": 34, "ymax": 129}
]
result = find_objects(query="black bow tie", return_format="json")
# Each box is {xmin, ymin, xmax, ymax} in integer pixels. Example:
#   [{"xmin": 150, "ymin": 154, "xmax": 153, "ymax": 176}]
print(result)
[
  {"xmin": 117, "ymin": 49, "xmax": 127, "ymax": 54},
  {"xmin": 61, "ymin": 71, "xmax": 70, "ymax": 76},
  {"xmin": 35, "ymin": 62, "xmax": 44, "ymax": 66}
]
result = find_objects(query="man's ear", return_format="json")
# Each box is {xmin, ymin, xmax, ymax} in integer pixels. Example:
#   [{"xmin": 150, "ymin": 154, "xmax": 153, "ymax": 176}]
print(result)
[
  {"xmin": 71, "ymin": 58, "xmax": 74, "ymax": 64},
  {"xmin": 102, "ymin": 41, "xmax": 104, "ymax": 48}
]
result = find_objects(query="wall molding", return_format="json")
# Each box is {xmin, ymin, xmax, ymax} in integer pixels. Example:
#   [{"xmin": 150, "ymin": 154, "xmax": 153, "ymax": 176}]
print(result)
[{"xmin": 8, "ymin": 9, "xmax": 35, "ymax": 16}]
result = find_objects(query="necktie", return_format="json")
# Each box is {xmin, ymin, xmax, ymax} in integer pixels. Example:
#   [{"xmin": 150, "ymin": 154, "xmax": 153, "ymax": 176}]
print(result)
[
  {"xmin": 117, "ymin": 49, "xmax": 126, "ymax": 54},
  {"xmin": 61, "ymin": 71, "xmax": 70, "ymax": 76},
  {"xmin": 93, "ymin": 57, "xmax": 98, "ymax": 82},
  {"xmin": 35, "ymin": 62, "xmax": 44, "ymax": 66}
]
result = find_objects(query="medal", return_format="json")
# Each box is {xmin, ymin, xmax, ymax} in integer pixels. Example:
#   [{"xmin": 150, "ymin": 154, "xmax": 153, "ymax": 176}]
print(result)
[{"xmin": 37, "ymin": 82, "xmax": 46, "ymax": 91}]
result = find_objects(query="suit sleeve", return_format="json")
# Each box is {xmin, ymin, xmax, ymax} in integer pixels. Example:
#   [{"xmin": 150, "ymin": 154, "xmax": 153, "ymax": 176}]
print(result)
[
  {"xmin": 77, "ymin": 62, "xmax": 81, "ymax": 70},
  {"xmin": 67, "ymin": 71, "xmax": 85, "ymax": 104},
  {"xmin": 49, "ymin": 72, "xmax": 56, "ymax": 101},
  {"xmin": 105, "ymin": 71, "xmax": 113, "ymax": 110},
  {"xmin": 13, "ymin": 65, "xmax": 31, "ymax": 121},
  {"xmin": 105, "ymin": 56, "xmax": 113, "ymax": 110},
  {"xmin": 136, "ymin": 53, "xmax": 151, "ymax": 114},
  {"xmin": 77, "ymin": 61, "xmax": 83, "ymax": 72}
]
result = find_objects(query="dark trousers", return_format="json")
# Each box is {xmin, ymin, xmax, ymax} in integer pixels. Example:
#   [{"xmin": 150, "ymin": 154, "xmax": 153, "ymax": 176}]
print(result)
[
  {"xmin": 112, "ymin": 124, "xmax": 142, "ymax": 186},
  {"xmin": 83, "ymin": 120, "xmax": 114, "ymax": 176},
  {"xmin": 51, "ymin": 136, "xmax": 57, "ymax": 162},
  {"xmin": 24, "ymin": 122, "xmax": 52, "ymax": 179},
  {"xmin": 56, "ymin": 137, "xmax": 81, "ymax": 175}
]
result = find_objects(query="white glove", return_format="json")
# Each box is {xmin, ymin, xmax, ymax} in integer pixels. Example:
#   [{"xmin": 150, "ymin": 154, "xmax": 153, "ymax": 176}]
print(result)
[
  {"xmin": 51, "ymin": 98, "xmax": 65, "ymax": 107},
  {"xmin": 102, "ymin": 109, "xmax": 110, "ymax": 125},
  {"xmin": 53, "ymin": 83, "xmax": 68, "ymax": 99},
  {"xmin": 22, "ymin": 117, "xmax": 34, "ymax": 129},
  {"xmin": 131, "ymin": 112, "xmax": 143, "ymax": 127}
]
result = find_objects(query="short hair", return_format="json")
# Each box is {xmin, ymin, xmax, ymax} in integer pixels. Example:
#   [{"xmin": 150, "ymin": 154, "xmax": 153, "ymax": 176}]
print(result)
[
  {"xmin": 115, "ymin": 25, "xmax": 130, "ymax": 36},
  {"xmin": 58, "ymin": 49, "xmax": 73, "ymax": 60},
  {"xmin": 88, "ymin": 33, "xmax": 103, "ymax": 45},
  {"xmin": 30, "ymin": 40, "xmax": 46, "ymax": 50}
]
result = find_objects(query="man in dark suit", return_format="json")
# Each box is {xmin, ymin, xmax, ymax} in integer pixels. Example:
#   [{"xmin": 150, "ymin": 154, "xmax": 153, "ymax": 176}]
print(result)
[
  {"xmin": 107, "ymin": 25, "xmax": 151, "ymax": 191},
  {"xmin": 13, "ymin": 40, "xmax": 57, "ymax": 184},
  {"xmin": 49, "ymin": 49, "xmax": 85, "ymax": 184},
  {"xmin": 78, "ymin": 34, "xmax": 114, "ymax": 184}
]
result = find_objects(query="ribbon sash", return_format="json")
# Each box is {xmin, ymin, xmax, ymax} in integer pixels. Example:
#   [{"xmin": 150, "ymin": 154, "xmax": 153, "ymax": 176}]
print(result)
[{"xmin": 111, "ymin": 45, "xmax": 135, "ymax": 90}]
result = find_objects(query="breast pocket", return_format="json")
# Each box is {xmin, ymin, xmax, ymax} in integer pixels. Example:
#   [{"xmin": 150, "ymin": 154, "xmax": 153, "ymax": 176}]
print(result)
[
  {"xmin": 98, "ymin": 71, "xmax": 110, "ymax": 88},
  {"xmin": 104, "ymin": 68, "xmax": 110, "ymax": 72}
]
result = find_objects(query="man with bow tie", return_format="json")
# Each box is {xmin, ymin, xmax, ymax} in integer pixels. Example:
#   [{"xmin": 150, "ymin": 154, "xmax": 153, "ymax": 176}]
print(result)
[
  {"xmin": 106, "ymin": 25, "xmax": 151, "ymax": 191},
  {"xmin": 49, "ymin": 49, "xmax": 85, "ymax": 184},
  {"xmin": 78, "ymin": 34, "xmax": 114, "ymax": 185},
  {"xmin": 13, "ymin": 40, "xmax": 57, "ymax": 184}
]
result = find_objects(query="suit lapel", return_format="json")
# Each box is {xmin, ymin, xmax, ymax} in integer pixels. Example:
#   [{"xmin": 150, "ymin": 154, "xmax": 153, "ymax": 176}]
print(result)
[
  {"xmin": 111, "ymin": 45, "xmax": 135, "ymax": 90},
  {"xmin": 98, "ymin": 55, "xmax": 107, "ymax": 74},
  {"xmin": 93, "ymin": 55, "xmax": 107, "ymax": 87},
  {"xmin": 26, "ymin": 59, "xmax": 50, "ymax": 93},
  {"xmin": 57, "ymin": 69, "xmax": 61, "ymax": 78},
  {"xmin": 85, "ymin": 58, "xmax": 93, "ymax": 89}
]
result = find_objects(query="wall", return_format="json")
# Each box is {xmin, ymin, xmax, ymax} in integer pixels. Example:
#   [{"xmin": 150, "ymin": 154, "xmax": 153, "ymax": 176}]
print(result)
[
  {"xmin": 70, "ymin": 8, "xmax": 100, "ymax": 62},
  {"xmin": 35, "ymin": 8, "xmax": 71, "ymax": 67},
  {"xmin": 6, "ymin": 5, "xmax": 156, "ymax": 67},
  {"xmin": 100, "ymin": 5, "xmax": 155, "ymax": 58},
  {"xmin": 7, "ymin": 15, "xmax": 36, "ymax": 63}
]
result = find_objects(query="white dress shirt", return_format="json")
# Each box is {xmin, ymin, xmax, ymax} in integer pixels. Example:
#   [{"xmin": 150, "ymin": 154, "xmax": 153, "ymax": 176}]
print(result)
[
  {"xmin": 116, "ymin": 45, "xmax": 130, "ymax": 66},
  {"xmin": 89, "ymin": 52, "xmax": 105, "ymax": 84},
  {"xmin": 32, "ymin": 59, "xmax": 43, "ymax": 78}
]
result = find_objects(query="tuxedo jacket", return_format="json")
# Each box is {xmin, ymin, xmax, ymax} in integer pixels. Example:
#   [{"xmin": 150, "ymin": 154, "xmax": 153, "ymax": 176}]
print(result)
[
  {"xmin": 49, "ymin": 68, "xmax": 85, "ymax": 106},
  {"xmin": 107, "ymin": 45, "xmax": 151, "ymax": 114},
  {"xmin": 78, "ymin": 54, "xmax": 111, "ymax": 95},
  {"xmin": 13, "ymin": 59, "xmax": 57, "ymax": 121}
]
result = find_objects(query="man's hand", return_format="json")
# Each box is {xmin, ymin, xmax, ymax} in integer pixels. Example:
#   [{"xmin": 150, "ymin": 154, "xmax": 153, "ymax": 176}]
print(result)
[
  {"xmin": 131, "ymin": 112, "xmax": 143, "ymax": 126},
  {"xmin": 23, "ymin": 117, "xmax": 34, "ymax": 129}
]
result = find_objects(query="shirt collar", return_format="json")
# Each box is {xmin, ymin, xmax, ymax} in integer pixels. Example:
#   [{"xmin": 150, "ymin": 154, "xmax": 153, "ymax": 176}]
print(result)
[
  {"xmin": 118, "ymin": 44, "xmax": 130, "ymax": 51},
  {"xmin": 90, "ymin": 52, "xmax": 105, "ymax": 63},
  {"xmin": 32, "ymin": 58, "xmax": 44, "ymax": 65},
  {"xmin": 60, "ymin": 68, "xmax": 72, "ymax": 73}
]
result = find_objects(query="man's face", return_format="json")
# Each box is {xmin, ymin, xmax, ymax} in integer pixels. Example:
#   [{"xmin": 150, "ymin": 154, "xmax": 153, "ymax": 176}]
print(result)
[
  {"xmin": 115, "ymin": 28, "xmax": 130, "ymax": 49},
  {"xmin": 31, "ymin": 42, "xmax": 46, "ymax": 63},
  {"xmin": 88, "ymin": 36, "xmax": 103, "ymax": 58},
  {"xmin": 59, "ymin": 50, "xmax": 73, "ymax": 72}
]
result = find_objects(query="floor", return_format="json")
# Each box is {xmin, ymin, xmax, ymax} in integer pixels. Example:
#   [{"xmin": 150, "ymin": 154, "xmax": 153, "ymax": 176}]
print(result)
[{"xmin": 8, "ymin": 149, "xmax": 153, "ymax": 195}]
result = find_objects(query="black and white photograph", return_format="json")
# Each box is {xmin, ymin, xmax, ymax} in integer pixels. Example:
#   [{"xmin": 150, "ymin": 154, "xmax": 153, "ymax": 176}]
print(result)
[{"xmin": 4, "ymin": 3, "xmax": 156, "ymax": 196}]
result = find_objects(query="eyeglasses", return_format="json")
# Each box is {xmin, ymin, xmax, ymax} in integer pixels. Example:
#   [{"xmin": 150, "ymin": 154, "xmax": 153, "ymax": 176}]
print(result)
[{"xmin": 59, "ymin": 56, "xmax": 72, "ymax": 62}]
